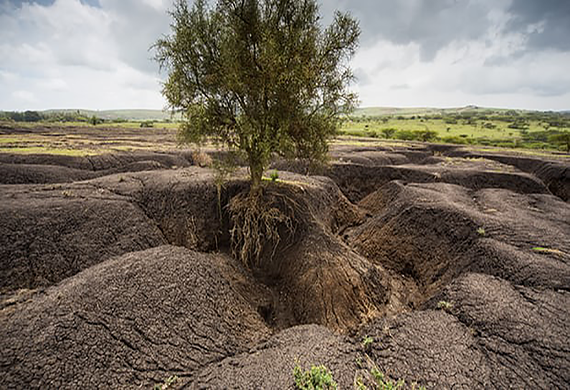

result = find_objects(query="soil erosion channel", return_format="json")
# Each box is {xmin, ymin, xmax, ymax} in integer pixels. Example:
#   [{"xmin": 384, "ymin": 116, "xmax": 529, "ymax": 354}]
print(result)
[{"xmin": 1, "ymin": 140, "xmax": 569, "ymax": 389}]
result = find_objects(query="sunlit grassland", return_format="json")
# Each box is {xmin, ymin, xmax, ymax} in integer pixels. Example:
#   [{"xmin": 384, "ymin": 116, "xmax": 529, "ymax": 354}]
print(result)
[{"xmin": 341, "ymin": 117, "xmax": 546, "ymax": 140}]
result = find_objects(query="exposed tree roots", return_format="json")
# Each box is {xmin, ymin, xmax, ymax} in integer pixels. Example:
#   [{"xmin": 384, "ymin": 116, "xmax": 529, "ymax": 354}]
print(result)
[{"xmin": 229, "ymin": 186, "xmax": 299, "ymax": 270}]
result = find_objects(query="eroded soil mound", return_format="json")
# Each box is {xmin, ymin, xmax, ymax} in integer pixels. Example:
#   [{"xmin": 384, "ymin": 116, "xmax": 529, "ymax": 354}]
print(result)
[
  {"xmin": 0, "ymin": 163, "xmax": 97, "ymax": 184},
  {"xmin": 1, "ymin": 142, "xmax": 569, "ymax": 389},
  {"xmin": 0, "ymin": 151, "xmax": 191, "ymax": 184},
  {"xmin": 0, "ymin": 183, "xmax": 166, "ymax": 292},
  {"xmin": 0, "ymin": 246, "xmax": 270, "ymax": 388},
  {"xmin": 191, "ymin": 325, "xmax": 358, "ymax": 389}
]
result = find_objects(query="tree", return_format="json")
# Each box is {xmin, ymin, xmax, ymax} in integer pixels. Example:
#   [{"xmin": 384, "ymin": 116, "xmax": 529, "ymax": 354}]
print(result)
[
  {"xmin": 417, "ymin": 129, "xmax": 438, "ymax": 142},
  {"xmin": 549, "ymin": 131, "xmax": 570, "ymax": 151},
  {"xmin": 154, "ymin": 0, "xmax": 360, "ymax": 194},
  {"xmin": 380, "ymin": 128, "xmax": 396, "ymax": 139}
]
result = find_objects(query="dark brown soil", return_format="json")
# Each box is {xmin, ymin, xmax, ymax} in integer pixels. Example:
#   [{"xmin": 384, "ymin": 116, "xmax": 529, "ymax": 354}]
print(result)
[
  {"xmin": 1, "ymin": 130, "xmax": 569, "ymax": 389},
  {"xmin": 0, "ymin": 246, "xmax": 270, "ymax": 388}
]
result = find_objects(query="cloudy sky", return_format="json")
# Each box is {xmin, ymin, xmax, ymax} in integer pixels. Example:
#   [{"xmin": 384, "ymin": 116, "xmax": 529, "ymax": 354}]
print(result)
[{"xmin": 1, "ymin": 0, "xmax": 569, "ymax": 111}]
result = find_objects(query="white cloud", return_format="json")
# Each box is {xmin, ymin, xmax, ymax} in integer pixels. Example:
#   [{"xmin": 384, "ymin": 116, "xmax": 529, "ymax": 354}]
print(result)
[
  {"xmin": 38, "ymin": 78, "xmax": 68, "ymax": 91},
  {"xmin": 0, "ymin": 0, "xmax": 568, "ymax": 111},
  {"xmin": 0, "ymin": 0, "xmax": 166, "ymax": 110},
  {"xmin": 13, "ymin": 90, "xmax": 38, "ymax": 104}
]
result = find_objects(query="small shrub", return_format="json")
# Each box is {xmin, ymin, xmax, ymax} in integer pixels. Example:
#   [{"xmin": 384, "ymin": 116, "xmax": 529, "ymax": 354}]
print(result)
[
  {"xmin": 371, "ymin": 368, "xmax": 404, "ymax": 390},
  {"xmin": 140, "ymin": 120, "xmax": 154, "ymax": 128},
  {"xmin": 293, "ymin": 362, "xmax": 338, "ymax": 390},
  {"xmin": 154, "ymin": 375, "xmax": 178, "ymax": 390},
  {"xmin": 394, "ymin": 130, "xmax": 417, "ymax": 141},
  {"xmin": 270, "ymin": 169, "xmax": 279, "ymax": 182},
  {"xmin": 362, "ymin": 336, "xmax": 374, "ymax": 350},
  {"xmin": 381, "ymin": 128, "xmax": 397, "ymax": 139},
  {"xmin": 437, "ymin": 300, "xmax": 453, "ymax": 312},
  {"xmin": 477, "ymin": 227, "xmax": 486, "ymax": 236}
]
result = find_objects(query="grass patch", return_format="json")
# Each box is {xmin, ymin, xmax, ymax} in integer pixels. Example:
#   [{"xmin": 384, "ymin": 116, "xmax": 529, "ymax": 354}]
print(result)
[
  {"xmin": 339, "ymin": 109, "xmax": 570, "ymax": 153},
  {"xmin": 0, "ymin": 146, "xmax": 99, "ymax": 156},
  {"xmin": 532, "ymin": 247, "xmax": 565, "ymax": 256}
]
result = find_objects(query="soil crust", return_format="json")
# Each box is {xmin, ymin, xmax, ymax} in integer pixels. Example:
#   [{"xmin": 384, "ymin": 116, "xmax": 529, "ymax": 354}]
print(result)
[{"xmin": 1, "ymin": 139, "xmax": 569, "ymax": 389}]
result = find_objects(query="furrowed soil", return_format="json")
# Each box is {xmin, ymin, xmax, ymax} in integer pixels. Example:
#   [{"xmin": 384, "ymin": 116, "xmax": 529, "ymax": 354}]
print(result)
[{"xmin": 0, "ymin": 125, "xmax": 569, "ymax": 389}]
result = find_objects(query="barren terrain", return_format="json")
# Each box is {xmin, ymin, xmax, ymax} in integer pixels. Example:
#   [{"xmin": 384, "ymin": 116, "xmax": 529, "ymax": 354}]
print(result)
[{"xmin": 1, "ymin": 124, "xmax": 569, "ymax": 389}]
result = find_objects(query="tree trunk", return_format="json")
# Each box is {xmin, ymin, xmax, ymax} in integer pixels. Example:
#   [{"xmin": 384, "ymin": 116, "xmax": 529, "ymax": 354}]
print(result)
[{"xmin": 249, "ymin": 159, "xmax": 264, "ymax": 197}]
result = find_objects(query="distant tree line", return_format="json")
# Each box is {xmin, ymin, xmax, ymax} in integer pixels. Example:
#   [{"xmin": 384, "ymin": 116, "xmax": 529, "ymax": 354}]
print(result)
[
  {"xmin": 0, "ymin": 110, "xmax": 135, "ymax": 125},
  {"xmin": 349, "ymin": 110, "xmax": 570, "ymax": 128},
  {"xmin": 0, "ymin": 110, "xmax": 92, "ymax": 123}
]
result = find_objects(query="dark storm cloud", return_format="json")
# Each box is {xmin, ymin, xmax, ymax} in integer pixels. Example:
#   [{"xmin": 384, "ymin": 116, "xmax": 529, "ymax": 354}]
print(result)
[
  {"xmin": 506, "ymin": 0, "xmax": 570, "ymax": 52},
  {"xmin": 99, "ymin": 0, "xmax": 170, "ymax": 74},
  {"xmin": 321, "ymin": 0, "xmax": 494, "ymax": 61}
]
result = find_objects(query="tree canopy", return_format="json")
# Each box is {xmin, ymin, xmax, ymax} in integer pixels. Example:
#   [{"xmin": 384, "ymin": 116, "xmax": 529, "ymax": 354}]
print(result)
[{"xmin": 154, "ymin": 0, "xmax": 360, "ymax": 192}]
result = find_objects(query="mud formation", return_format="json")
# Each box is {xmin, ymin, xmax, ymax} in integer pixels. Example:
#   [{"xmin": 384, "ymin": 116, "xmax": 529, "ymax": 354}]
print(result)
[{"xmin": 1, "ymin": 144, "xmax": 569, "ymax": 389}]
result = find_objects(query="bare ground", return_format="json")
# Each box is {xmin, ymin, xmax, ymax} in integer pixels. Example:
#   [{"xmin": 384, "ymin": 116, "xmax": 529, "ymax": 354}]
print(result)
[{"xmin": 0, "ymin": 127, "xmax": 569, "ymax": 389}]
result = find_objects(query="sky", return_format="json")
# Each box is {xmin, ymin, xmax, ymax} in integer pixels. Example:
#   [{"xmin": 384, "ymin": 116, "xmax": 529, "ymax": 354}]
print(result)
[{"xmin": 1, "ymin": 0, "xmax": 569, "ymax": 111}]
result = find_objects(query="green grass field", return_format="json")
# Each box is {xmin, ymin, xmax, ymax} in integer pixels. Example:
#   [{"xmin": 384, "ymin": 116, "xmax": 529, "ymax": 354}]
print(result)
[
  {"xmin": 1, "ymin": 106, "xmax": 569, "ymax": 154},
  {"xmin": 341, "ymin": 107, "xmax": 570, "ymax": 151}
]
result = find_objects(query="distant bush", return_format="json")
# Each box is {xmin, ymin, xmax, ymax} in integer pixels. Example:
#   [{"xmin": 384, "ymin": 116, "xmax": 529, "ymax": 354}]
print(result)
[
  {"xmin": 394, "ymin": 130, "xmax": 417, "ymax": 140},
  {"xmin": 365, "ymin": 129, "xmax": 380, "ymax": 138},
  {"xmin": 549, "ymin": 131, "xmax": 570, "ymax": 151},
  {"xmin": 417, "ymin": 129, "xmax": 438, "ymax": 142},
  {"xmin": 140, "ymin": 121, "xmax": 154, "ymax": 128},
  {"xmin": 380, "ymin": 128, "xmax": 397, "ymax": 139},
  {"xmin": 441, "ymin": 136, "xmax": 471, "ymax": 145}
]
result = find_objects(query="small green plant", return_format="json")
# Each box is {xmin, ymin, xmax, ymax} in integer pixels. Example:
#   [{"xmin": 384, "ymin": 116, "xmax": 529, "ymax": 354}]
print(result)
[
  {"xmin": 532, "ymin": 247, "xmax": 564, "ymax": 256},
  {"xmin": 477, "ymin": 227, "xmax": 486, "ymax": 236},
  {"xmin": 371, "ymin": 368, "xmax": 404, "ymax": 390},
  {"xmin": 362, "ymin": 336, "xmax": 374, "ymax": 350},
  {"xmin": 293, "ymin": 362, "xmax": 338, "ymax": 390},
  {"xmin": 270, "ymin": 169, "xmax": 279, "ymax": 182},
  {"xmin": 154, "ymin": 375, "xmax": 178, "ymax": 390},
  {"xmin": 437, "ymin": 300, "xmax": 453, "ymax": 312},
  {"xmin": 355, "ymin": 376, "xmax": 368, "ymax": 390}
]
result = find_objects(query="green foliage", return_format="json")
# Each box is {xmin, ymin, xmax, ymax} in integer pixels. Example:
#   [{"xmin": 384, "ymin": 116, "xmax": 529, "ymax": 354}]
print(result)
[
  {"xmin": 338, "ymin": 109, "xmax": 570, "ymax": 152},
  {"xmin": 477, "ymin": 227, "xmax": 486, "ymax": 236},
  {"xmin": 371, "ymin": 368, "xmax": 405, "ymax": 390},
  {"xmin": 549, "ymin": 131, "xmax": 570, "ymax": 151},
  {"xmin": 417, "ymin": 129, "xmax": 438, "ymax": 142},
  {"xmin": 154, "ymin": 375, "xmax": 178, "ymax": 390},
  {"xmin": 394, "ymin": 130, "xmax": 417, "ymax": 141},
  {"xmin": 154, "ymin": 0, "xmax": 360, "ymax": 193},
  {"xmin": 437, "ymin": 300, "xmax": 453, "ymax": 312},
  {"xmin": 140, "ymin": 120, "xmax": 155, "ymax": 128},
  {"xmin": 362, "ymin": 336, "xmax": 374, "ymax": 350},
  {"xmin": 380, "ymin": 128, "xmax": 397, "ymax": 139},
  {"xmin": 270, "ymin": 169, "xmax": 279, "ymax": 182},
  {"xmin": 293, "ymin": 363, "xmax": 338, "ymax": 390},
  {"xmin": 90, "ymin": 115, "xmax": 101, "ymax": 126}
]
